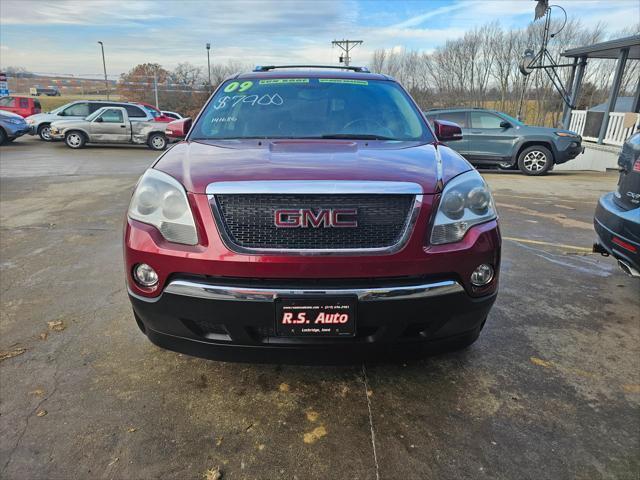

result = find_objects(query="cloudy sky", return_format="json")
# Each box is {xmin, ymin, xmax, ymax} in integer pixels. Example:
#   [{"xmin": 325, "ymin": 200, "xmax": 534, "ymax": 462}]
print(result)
[{"xmin": 1, "ymin": 0, "xmax": 638, "ymax": 78}]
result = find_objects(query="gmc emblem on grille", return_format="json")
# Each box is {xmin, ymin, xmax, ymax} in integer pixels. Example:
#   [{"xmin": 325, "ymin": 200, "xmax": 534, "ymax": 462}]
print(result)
[{"xmin": 274, "ymin": 208, "xmax": 358, "ymax": 228}]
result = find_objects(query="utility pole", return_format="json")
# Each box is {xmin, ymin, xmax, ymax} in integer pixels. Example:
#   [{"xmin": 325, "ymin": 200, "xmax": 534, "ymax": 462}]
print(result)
[
  {"xmin": 153, "ymin": 69, "xmax": 159, "ymax": 109},
  {"xmin": 206, "ymin": 43, "xmax": 212, "ymax": 91},
  {"xmin": 97, "ymin": 41, "xmax": 109, "ymax": 99},
  {"xmin": 331, "ymin": 39, "xmax": 363, "ymax": 66}
]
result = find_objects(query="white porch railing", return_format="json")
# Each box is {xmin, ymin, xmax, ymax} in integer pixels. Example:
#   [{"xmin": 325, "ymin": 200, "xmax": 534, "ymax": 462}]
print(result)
[
  {"xmin": 606, "ymin": 112, "xmax": 640, "ymax": 146},
  {"xmin": 569, "ymin": 110, "xmax": 588, "ymax": 138},
  {"xmin": 569, "ymin": 110, "xmax": 640, "ymax": 146}
]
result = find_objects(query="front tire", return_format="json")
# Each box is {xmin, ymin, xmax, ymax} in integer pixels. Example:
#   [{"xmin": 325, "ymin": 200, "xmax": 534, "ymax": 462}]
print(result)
[
  {"xmin": 0, "ymin": 128, "xmax": 6, "ymax": 145},
  {"xmin": 148, "ymin": 133, "xmax": 167, "ymax": 151},
  {"xmin": 517, "ymin": 145, "xmax": 553, "ymax": 175},
  {"xmin": 65, "ymin": 131, "xmax": 86, "ymax": 149},
  {"xmin": 37, "ymin": 124, "xmax": 52, "ymax": 141}
]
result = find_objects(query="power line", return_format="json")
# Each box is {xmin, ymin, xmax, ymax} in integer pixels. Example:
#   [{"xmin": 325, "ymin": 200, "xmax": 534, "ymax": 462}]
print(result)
[{"xmin": 331, "ymin": 39, "xmax": 363, "ymax": 67}]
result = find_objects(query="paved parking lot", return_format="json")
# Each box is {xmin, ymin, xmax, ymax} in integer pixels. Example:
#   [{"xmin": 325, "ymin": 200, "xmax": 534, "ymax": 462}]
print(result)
[{"xmin": 1, "ymin": 136, "xmax": 638, "ymax": 480}]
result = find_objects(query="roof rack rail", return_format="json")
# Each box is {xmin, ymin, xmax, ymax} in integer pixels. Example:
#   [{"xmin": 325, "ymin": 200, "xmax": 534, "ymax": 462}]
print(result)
[{"xmin": 253, "ymin": 65, "xmax": 370, "ymax": 73}]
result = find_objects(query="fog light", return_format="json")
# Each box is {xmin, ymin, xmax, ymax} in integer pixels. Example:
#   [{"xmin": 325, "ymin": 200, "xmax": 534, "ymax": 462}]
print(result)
[
  {"xmin": 471, "ymin": 264, "xmax": 494, "ymax": 287},
  {"xmin": 133, "ymin": 263, "xmax": 158, "ymax": 287}
]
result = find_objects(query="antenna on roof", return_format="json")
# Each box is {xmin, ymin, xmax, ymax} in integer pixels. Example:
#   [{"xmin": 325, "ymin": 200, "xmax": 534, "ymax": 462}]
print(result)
[{"xmin": 518, "ymin": 1, "xmax": 575, "ymax": 109}]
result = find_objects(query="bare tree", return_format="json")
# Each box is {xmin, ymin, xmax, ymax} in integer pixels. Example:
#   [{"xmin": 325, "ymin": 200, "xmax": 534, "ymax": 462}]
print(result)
[{"xmin": 369, "ymin": 17, "xmax": 619, "ymax": 126}]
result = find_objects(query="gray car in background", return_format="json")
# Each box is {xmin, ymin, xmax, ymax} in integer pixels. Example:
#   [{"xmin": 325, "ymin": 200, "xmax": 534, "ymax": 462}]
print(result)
[
  {"xmin": 424, "ymin": 107, "xmax": 584, "ymax": 175},
  {"xmin": 0, "ymin": 110, "xmax": 30, "ymax": 145}
]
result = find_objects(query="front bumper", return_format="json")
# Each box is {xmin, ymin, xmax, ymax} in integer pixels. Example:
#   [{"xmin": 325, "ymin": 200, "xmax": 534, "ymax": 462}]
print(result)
[
  {"xmin": 130, "ymin": 276, "xmax": 496, "ymax": 363},
  {"xmin": 49, "ymin": 130, "xmax": 65, "ymax": 141},
  {"xmin": 554, "ymin": 139, "xmax": 584, "ymax": 164},
  {"xmin": 125, "ymin": 192, "xmax": 501, "ymax": 362},
  {"xmin": 5, "ymin": 125, "xmax": 29, "ymax": 139},
  {"xmin": 594, "ymin": 192, "xmax": 640, "ymax": 275}
]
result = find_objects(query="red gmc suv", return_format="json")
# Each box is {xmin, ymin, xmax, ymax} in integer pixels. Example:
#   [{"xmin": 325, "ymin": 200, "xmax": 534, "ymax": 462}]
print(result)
[{"xmin": 124, "ymin": 66, "xmax": 501, "ymax": 362}]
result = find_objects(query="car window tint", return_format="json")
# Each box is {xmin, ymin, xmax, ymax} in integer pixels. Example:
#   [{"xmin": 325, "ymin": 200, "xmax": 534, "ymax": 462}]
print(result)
[
  {"xmin": 124, "ymin": 105, "xmax": 145, "ymax": 118},
  {"xmin": 470, "ymin": 112, "xmax": 502, "ymax": 129},
  {"xmin": 19, "ymin": 98, "xmax": 30, "ymax": 108},
  {"xmin": 100, "ymin": 109, "xmax": 124, "ymax": 123},
  {"xmin": 89, "ymin": 103, "xmax": 105, "ymax": 113},
  {"xmin": 438, "ymin": 111, "xmax": 467, "ymax": 128},
  {"xmin": 64, "ymin": 103, "xmax": 90, "ymax": 116},
  {"xmin": 0, "ymin": 97, "xmax": 15, "ymax": 107},
  {"xmin": 34, "ymin": 99, "xmax": 41, "ymax": 109}
]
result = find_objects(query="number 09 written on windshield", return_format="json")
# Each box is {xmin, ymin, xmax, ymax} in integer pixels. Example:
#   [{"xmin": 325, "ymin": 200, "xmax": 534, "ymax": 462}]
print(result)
[{"xmin": 213, "ymin": 93, "xmax": 284, "ymax": 110}]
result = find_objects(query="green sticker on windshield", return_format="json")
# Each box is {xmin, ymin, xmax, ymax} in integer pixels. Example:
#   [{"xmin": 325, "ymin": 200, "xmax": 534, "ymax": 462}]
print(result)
[
  {"xmin": 318, "ymin": 79, "xmax": 368, "ymax": 85},
  {"xmin": 259, "ymin": 78, "xmax": 309, "ymax": 85},
  {"xmin": 224, "ymin": 81, "xmax": 253, "ymax": 93}
]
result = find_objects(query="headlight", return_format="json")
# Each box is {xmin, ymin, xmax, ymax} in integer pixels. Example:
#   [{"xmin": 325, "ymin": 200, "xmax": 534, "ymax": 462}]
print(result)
[
  {"xmin": 128, "ymin": 169, "xmax": 198, "ymax": 245},
  {"xmin": 555, "ymin": 131, "xmax": 579, "ymax": 138},
  {"xmin": 430, "ymin": 170, "xmax": 497, "ymax": 245},
  {"xmin": 26, "ymin": 118, "xmax": 35, "ymax": 125}
]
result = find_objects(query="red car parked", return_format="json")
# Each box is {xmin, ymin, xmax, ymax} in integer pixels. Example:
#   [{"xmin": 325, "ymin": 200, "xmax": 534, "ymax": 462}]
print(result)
[
  {"xmin": 124, "ymin": 66, "xmax": 501, "ymax": 363},
  {"xmin": 0, "ymin": 96, "xmax": 41, "ymax": 118},
  {"xmin": 137, "ymin": 102, "xmax": 175, "ymax": 123}
]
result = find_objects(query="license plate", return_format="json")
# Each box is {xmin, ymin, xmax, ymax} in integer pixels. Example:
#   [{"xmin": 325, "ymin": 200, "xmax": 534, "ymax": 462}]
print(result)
[{"xmin": 275, "ymin": 297, "xmax": 356, "ymax": 337}]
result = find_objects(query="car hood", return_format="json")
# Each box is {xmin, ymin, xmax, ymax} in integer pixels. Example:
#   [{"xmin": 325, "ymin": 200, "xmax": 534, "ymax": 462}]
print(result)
[
  {"xmin": 27, "ymin": 112, "xmax": 64, "ymax": 122},
  {"xmin": 153, "ymin": 139, "xmax": 472, "ymax": 194},
  {"xmin": 520, "ymin": 124, "xmax": 579, "ymax": 137},
  {"xmin": 0, "ymin": 110, "xmax": 26, "ymax": 121}
]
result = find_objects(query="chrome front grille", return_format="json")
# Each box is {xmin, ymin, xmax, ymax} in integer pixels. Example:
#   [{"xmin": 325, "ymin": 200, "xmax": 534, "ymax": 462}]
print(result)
[
  {"xmin": 206, "ymin": 181, "xmax": 423, "ymax": 255},
  {"xmin": 212, "ymin": 194, "xmax": 415, "ymax": 251}
]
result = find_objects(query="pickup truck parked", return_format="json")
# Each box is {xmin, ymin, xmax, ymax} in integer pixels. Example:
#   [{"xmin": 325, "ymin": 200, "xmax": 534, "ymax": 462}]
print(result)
[
  {"xmin": 50, "ymin": 106, "xmax": 168, "ymax": 150},
  {"xmin": 26, "ymin": 100, "xmax": 153, "ymax": 141},
  {"xmin": 29, "ymin": 86, "xmax": 61, "ymax": 96}
]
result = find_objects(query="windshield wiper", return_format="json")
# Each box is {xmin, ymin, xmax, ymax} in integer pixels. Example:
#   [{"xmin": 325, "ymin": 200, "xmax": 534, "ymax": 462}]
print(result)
[
  {"xmin": 193, "ymin": 135, "xmax": 400, "ymax": 141},
  {"xmin": 319, "ymin": 134, "xmax": 397, "ymax": 140}
]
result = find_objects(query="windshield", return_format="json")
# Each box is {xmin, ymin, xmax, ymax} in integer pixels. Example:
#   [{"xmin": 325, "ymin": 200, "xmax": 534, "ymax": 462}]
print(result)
[
  {"xmin": 191, "ymin": 77, "xmax": 432, "ymax": 141},
  {"xmin": 50, "ymin": 104, "xmax": 69, "ymax": 114},
  {"xmin": 499, "ymin": 112, "xmax": 523, "ymax": 126},
  {"xmin": 85, "ymin": 110, "xmax": 103, "ymax": 121},
  {"xmin": 141, "ymin": 105, "xmax": 160, "ymax": 118}
]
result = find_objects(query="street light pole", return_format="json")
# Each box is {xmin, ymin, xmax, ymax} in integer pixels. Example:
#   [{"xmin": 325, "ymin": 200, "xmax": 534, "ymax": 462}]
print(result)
[
  {"xmin": 97, "ymin": 41, "xmax": 109, "ymax": 100},
  {"xmin": 206, "ymin": 43, "xmax": 211, "ymax": 91}
]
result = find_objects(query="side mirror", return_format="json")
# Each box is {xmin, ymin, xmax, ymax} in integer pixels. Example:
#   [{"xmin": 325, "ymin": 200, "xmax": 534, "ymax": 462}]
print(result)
[
  {"xmin": 500, "ymin": 120, "xmax": 512, "ymax": 129},
  {"xmin": 94, "ymin": 117, "xmax": 103, "ymax": 123},
  {"xmin": 165, "ymin": 117, "xmax": 192, "ymax": 139},
  {"xmin": 433, "ymin": 119, "xmax": 463, "ymax": 142}
]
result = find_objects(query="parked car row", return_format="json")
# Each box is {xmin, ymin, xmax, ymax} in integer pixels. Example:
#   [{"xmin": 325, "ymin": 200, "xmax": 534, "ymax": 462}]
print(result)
[
  {"xmin": 2, "ymin": 94, "xmax": 583, "ymax": 175},
  {"xmin": 50, "ymin": 105, "xmax": 169, "ymax": 150},
  {"xmin": 423, "ymin": 107, "xmax": 584, "ymax": 176},
  {"xmin": 0, "ymin": 97, "xmax": 186, "ymax": 149}
]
